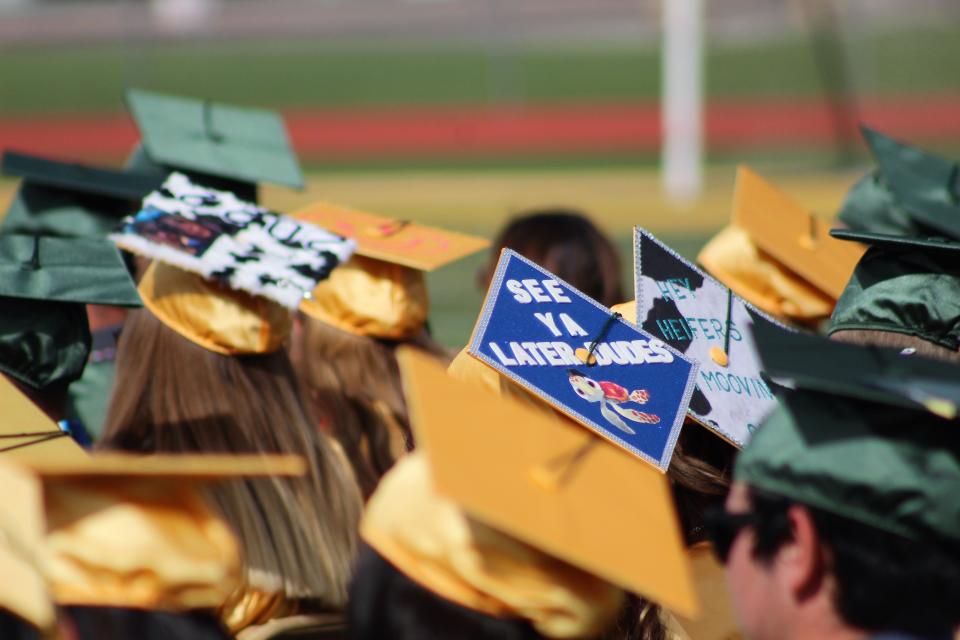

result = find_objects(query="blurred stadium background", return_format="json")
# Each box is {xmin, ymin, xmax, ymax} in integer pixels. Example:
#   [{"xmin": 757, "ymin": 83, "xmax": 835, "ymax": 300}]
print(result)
[{"xmin": 1, "ymin": 0, "xmax": 958, "ymax": 346}]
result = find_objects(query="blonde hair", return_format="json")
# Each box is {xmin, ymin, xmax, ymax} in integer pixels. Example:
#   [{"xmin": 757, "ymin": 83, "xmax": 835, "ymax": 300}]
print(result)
[
  {"xmin": 99, "ymin": 309, "xmax": 363, "ymax": 606},
  {"xmin": 295, "ymin": 315, "xmax": 449, "ymax": 499}
]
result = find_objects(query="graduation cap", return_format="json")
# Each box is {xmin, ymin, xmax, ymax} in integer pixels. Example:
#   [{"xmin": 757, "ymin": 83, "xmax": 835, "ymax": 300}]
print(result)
[
  {"xmin": 125, "ymin": 88, "xmax": 304, "ymax": 202},
  {"xmin": 111, "ymin": 173, "xmax": 357, "ymax": 355},
  {"xmin": 113, "ymin": 172, "xmax": 355, "ymax": 311},
  {"xmin": 0, "ymin": 234, "xmax": 141, "ymax": 391},
  {"xmin": 0, "ymin": 374, "xmax": 87, "ymax": 460},
  {"xmin": 9, "ymin": 452, "xmax": 303, "ymax": 613},
  {"xmin": 377, "ymin": 349, "xmax": 697, "ymax": 624},
  {"xmin": 826, "ymin": 129, "xmax": 960, "ymax": 351},
  {"xmin": 830, "ymin": 126, "xmax": 960, "ymax": 251},
  {"xmin": 294, "ymin": 202, "xmax": 489, "ymax": 339},
  {"xmin": 465, "ymin": 249, "xmax": 698, "ymax": 471},
  {"xmin": 1, "ymin": 150, "xmax": 161, "ymax": 238},
  {"xmin": 698, "ymin": 166, "xmax": 866, "ymax": 325},
  {"xmin": 633, "ymin": 228, "xmax": 792, "ymax": 448},
  {"xmin": 0, "ymin": 460, "xmax": 53, "ymax": 632},
  {"xmin": 738, "ymin": 322, "xmax": 960, "ymax": 548},
  {"xmin": 752, "ymin": 318, "xmax": 960, "ymax": 419}
]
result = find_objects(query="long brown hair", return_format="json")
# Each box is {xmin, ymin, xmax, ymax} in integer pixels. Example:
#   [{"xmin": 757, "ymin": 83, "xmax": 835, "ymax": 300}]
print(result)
[
  {"xmin": 295, "ymin": 316, "xmax": 449, "ymax": 499},
  {"xmin": 605, "ymin": 421, "xmax": 734, "ymax": 640},
  {"xmin": 99, "ymin": 309, "xmax": 363, "ymax": 606}
]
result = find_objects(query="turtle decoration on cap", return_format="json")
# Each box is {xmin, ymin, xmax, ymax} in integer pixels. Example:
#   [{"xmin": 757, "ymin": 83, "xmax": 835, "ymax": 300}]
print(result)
[{"xmin": 567, "ymin": 369, "xmax": 660, "ymax": 434}]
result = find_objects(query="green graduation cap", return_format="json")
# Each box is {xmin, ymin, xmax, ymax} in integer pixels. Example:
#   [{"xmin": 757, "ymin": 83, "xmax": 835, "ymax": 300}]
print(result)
[
  {"xmin": 0, "ymin": 234, "xmax": 141, "ymax": 391},
  {"xmin": 1, "ymin": 151, "xmax": 162, "ymax": 238},
  {"xmin": 827, "ymin": 247, "xmax": 960, "ymax": 351},
  {"xmin": 827, "ymin": 128, "xmax": 960, "ymax": 351},
  {"xmin": 738, "ymin": 321, "xmax": 960, "ymax": 547},
  {"xmin": 830, "ymin": 126, "xmax": 960, "ymax": 252},
  {"xmin": 751, "ymin": 317, "xmax": 960, "ymax": 418},
  {"xmin": 125, "ymin": 88, "xmax": 304, "ymax": 203}
]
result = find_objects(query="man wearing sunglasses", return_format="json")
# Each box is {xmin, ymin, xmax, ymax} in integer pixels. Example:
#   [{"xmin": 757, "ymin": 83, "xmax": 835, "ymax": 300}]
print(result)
[{"xmin": 705, "ymin": 384, "xmax": 960, "ymax": 640}]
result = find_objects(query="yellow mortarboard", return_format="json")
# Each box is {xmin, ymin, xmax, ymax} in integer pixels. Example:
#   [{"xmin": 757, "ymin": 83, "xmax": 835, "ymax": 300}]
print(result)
[
  {"xmin": 295, "ymin": 202, "xmax": 488, "ymax": 339},
  {"xmin": 698, "ymin": 166, "xmax": 865, "ymax": 323},
  {"xmin": 0, "ymin": 374, "xmax": 87, "ymax": 461},
  {"xmin": 0, "ymin": 460, "xmax": 53, "ymax": 631},
  {"xmin": 394, "ymin": 348, "xmax": 698, "ymax": 619},
  {"xmin": 25, "ymin": 452, "xmax": 304, "ymax": 612},
  {"xmin": 138, "ymin": 260, "xmax": 292, "ymax": 355},
  {"xmin": 298, "ymin": 255, "xmax": 429, "ymax": 340},
  {"xmin": 295, "ymin": 202, "xmax": 489, "ymax": 272}
]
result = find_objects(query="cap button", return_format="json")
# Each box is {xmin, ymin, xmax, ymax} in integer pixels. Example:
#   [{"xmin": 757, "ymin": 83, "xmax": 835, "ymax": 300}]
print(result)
[
  {"xmin": 529, "ymin": 465, "xmax": 561, "ymax": 491},
  {"xmin": 574, "ymin": 347, "xmax": 597, "ymax": 366},
  {"xmin": 709, "ymin": 346, "xmax": 729, "ymax": 367},
  {"xmin": 365, "ymin": 219, "xmax": 410, "ymax": 238},
  {"xmin": 924, "ymin": 397, "xmax": 957, "ymax": 420}
]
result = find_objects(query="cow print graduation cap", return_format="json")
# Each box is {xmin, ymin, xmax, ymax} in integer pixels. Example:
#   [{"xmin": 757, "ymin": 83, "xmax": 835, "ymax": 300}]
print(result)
[{"xmin": 633, "ymin": 228, "xmax": 794, "ymax": 447}]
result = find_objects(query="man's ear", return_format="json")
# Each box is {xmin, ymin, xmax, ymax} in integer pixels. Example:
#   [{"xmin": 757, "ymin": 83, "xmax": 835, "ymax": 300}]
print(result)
[{"xmin": 779, "ymin": 504, "xmax": 826, "ymax": 602}]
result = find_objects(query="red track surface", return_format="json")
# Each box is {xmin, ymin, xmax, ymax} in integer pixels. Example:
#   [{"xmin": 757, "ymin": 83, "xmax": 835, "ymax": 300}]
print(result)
[{"xmin": 1, "ymin": 94, "xmax": 958, "ymax": 162}]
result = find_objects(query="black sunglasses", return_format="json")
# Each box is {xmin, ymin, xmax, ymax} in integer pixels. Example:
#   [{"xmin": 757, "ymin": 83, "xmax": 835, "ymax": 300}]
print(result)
[{"xmin": 704, "ymin": 505, "xmax": 759, "ymax": 564}]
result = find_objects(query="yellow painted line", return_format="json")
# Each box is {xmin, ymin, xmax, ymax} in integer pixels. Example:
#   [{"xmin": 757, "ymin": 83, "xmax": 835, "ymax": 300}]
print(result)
[
  {"xmin": 262, "ymin": 166, "xmax": 860, "ymax": 237},
  {"xmin": 1, "ymin": 166, "xmax": 860, "ymax": 237}
]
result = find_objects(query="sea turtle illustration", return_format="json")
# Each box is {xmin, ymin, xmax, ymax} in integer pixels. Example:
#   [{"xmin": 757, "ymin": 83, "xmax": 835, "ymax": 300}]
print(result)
[{"xmin": 567, "ymin": 369, "xmax": 660, "ymax": 434}]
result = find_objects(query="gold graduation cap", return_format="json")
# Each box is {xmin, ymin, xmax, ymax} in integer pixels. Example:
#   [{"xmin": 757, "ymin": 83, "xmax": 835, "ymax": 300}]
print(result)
[
  {"xmin": 698, "ymin": 166, "xmax": 866, "ymax": 324},
  {"xmin": 295, "ymin": 202, "xmax": 489, "ymax": 272},
  {"xmin": 0, "ymin": 374, "xmax": 87, "ymax": 461},
  {"xmin": 29, "ymin": 452, "xmax": 304, "ymax": 612},
  {"xmin": 0, "ymin": 451, "xmax": 303, "ymax": 630},
  {"xmin": 0, "ymin": 460, "xmax": 52, "ymax": 631},
  {"xmin": 137, "ymin": 260, "xmax": 293, "ymax": 356},
  {"xmin": 395, "ymin": 348, "xmax": 698, "ymax": 619},
  {"xmin": 295, "ymin": 202, "xmax": 489, "ymax": 339}
]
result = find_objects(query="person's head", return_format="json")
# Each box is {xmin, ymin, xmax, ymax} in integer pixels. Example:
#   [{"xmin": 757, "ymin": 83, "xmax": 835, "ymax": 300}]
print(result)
[
  {"xmin": 349, "ymin": 543, "xmax": 542, "ymax": 640},
  {"xmin": 716, "ymin": 483, "xmax": 960, "ymax": 640},
  {"xmin": 710, "ymin": 386, "xmax": 960, "ymax": 640},
  {"xmin": 0, "ymin": 611, "xmax": 40, "ymax": 640},
  {"xmin": 296, "ymin": 315, "xmax": 430, "ymax": 499},
  {"xmin": 295, "ymin": 254, "xmax": 449, "ymax": 498},
  {"xmin": 480, "ymin": 209, "xmax": 624, "ymax": 307},
  {"xmin": 61, "ymin": 608, "xmax": 231, "ymax": 640},
  {"xmin": 350, "ymin": 452, "xmax": 625, "ymax": 640},
  {"xmin": 830, "ymin": 328, "xmax": 960, "ymax": 363},
  {"xmin": 100, "ymin": 264, "xmax": 363, "ymax": 608},
  {"xmin": 828, "ymin": 247, "xmax": 960, "ymax": 361},
  {"xmin": 447, "ymin": 342, "xmax": 737, "ymax": 639}
]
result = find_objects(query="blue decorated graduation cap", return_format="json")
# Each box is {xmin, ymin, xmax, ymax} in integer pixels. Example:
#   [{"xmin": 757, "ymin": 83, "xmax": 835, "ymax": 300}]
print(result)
[
  {"xmin": 125, "ymin": 88, "xmax": 304, "ymax": 203},
  {"xmin": 465, "ymin": 248, "xmax": 699, "ymax": 471},
  {"xmin": 1, "ymin": 150, "xmax": 162, "ymax": 237},
  {"xmin": 633, "ymin": 228, "xmax": 793, "ymax": 448},
  {"xmin": 0, "ymin": 234, "xmax": 141, "ymax": 391}
]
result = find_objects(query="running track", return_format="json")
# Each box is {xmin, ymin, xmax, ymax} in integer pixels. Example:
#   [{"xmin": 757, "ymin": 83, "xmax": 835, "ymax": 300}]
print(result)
[{"xmin": 1, "ymin": 94, "xmax": 957, "ymax": 161}]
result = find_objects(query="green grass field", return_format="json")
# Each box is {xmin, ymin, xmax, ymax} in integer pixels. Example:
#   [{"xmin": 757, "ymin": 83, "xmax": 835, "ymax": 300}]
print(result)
[{"xmin": 2, "ymin": 24, "xmax": 959, "ymax": 115}]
